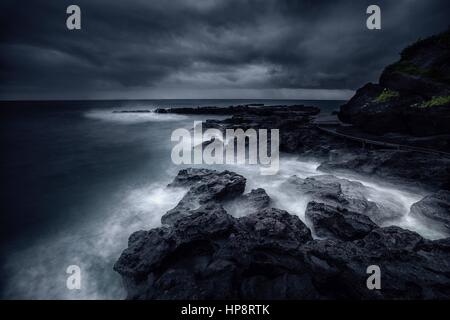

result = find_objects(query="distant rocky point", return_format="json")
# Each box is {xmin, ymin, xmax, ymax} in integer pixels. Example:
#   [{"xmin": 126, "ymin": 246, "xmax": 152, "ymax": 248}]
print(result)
[
  {"xmin": 154, "ymin": 104, "xmax": 320, "ymax": 116},
  {"xmin": 111, "ymin": 104, "xmax": 321, "ymax": 116}
]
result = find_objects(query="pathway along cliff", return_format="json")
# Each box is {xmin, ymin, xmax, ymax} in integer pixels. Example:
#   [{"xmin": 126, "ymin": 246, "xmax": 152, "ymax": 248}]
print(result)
[{"xmin": 315, "ymin": 124, "xmax": 450, "ymax": 158}]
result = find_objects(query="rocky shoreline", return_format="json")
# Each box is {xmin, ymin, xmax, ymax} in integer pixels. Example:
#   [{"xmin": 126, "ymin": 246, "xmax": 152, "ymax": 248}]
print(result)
[
  {"xmin": 114, "ymin": 168, "xmax": 450, "ymax": 299},
  {"xmin": 151, "ymin": 101, "xmax": 450, "ymax": 190},
  {"xmin": 113, "ymin": 103, "xmax": 450, "ymax": 300},
  {"xmin": 113, "ymin": 107, "xmax": 450, "ymax": 299},
  {"xmin": 114, "ymin": 30, "xmax": 450, "ymax": 299}
]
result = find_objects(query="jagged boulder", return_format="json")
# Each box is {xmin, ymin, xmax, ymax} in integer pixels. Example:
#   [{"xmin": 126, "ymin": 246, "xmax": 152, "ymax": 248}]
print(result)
[
  {"xmin": 226, "ymin": 188, "xmax": 271, "ymax": 217},
  {"xmin": 240, "ymin": 188, "xmax": 271, "ymax": 209},
  {"xmin": 305, "ymin": 201, "xmax": 377, "ymax": 241},
  {"xmin": 161, "ymin": 168, "xmax": 246, "ymax": 225},
  {"xmin": 114, "ymin": 206, "xmax": 316, "ymax": 299}
]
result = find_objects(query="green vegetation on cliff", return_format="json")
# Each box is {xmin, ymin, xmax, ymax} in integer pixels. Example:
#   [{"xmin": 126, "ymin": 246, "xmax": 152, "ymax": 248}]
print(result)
[
  {"xmin": 418, "ymin": 95, "xmax": 450, "ymax": 108},
  {"xmin": 374, "ymin": 89, "xmax": 399, "ymax": 103}
]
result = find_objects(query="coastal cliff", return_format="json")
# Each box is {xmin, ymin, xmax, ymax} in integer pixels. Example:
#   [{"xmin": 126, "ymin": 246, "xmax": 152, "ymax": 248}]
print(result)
[{"xmin": 339, "ymin": 28, "xmax": 450, "ymax": 136}]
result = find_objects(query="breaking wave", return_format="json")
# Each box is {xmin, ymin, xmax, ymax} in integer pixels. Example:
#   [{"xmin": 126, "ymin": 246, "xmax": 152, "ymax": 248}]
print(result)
[
  {"xmin": 84, "ymin": 109, "xmax": 188, "ymax": 124},
  {"xmin": 2, "ymin": 182, "xmax": 186, "ymax": 299}
]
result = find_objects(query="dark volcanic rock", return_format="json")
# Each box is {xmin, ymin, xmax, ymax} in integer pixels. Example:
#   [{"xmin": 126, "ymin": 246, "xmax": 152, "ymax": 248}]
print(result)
[
  {"xmin": 338, "ymin": 83, "xmax": 422, "ymax": 134},
  {"xmin": 115, "ymin": 207, "xmax": 316, "ymax": 299},
  {"xmin": 155, "ymin": 104, "xmax": 320, "ymax": 117},
  {"xmin": 411, "ymin": 190, "xmax": 450, "ymax": 234},
  {"xmin": 305, "ymin": 201, "xmax": 377, "ymax": 241},
  {"xmin": 158, "ymin": 102, "xmax": 352, "ymax": 157},
  {"xmin": 302, "ymin": 227, "xmax": 450, "ymax": 299},
  {"xmin": 239, "ymin": 207, "xmax": 313, "ymax": 246},
  {"xmin": 226, "ymin": 188, "xmax": 272, "ymax": 216},
  {"xmin": 115, "ymin": 169, "xmax": 450, "ymax": 300},
  {"xmin": 161, "ymin": 168, "xmax": 246, "ymax": 225},
  {"xmin": 115, "ymin": 205, "xmax": 450, "ymax": 299},
  {"xmin": 339, "ymin": 29, "xmax": 450, "ymax": 136},
  {"xmin": 202, "ymin": 114, "xmax": 353, "ymax": 157},
  {"xmin": 279, "ymin": 123, "xmax": 354, "ymax": 156},
  {"xmin": 318, "ymin": 150, "xmax": 450, "ymax": 191},
  {"xmin": 338, "ymin": 82, "xmax": 386, "ymax": 125},
  {"xmin": 241, "ymin": 188, "xmax": 271, "ymax": 209}
]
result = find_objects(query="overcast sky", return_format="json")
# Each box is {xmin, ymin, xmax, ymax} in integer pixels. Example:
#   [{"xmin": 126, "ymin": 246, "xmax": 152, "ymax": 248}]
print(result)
[{"xmin": 0, "ymin": 0, "xmax": 449, "ymax": 100}]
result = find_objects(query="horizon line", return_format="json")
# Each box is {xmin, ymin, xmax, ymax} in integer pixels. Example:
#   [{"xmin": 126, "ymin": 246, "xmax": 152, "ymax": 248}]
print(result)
[{"xmin": 0, "ymin": 97, "xmax": 349, "ymax": 102}]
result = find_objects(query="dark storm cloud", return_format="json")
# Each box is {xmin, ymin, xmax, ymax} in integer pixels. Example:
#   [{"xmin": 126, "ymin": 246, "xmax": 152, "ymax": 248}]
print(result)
[{"xmin": 0, "ymin": 0, "xmax": 449, "ymax": 99}]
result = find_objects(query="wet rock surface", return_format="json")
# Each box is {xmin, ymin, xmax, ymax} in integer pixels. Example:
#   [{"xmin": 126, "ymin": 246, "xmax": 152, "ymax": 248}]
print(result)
[
  {"xmin": 161, "ymin": 168, "xmax": 246, "ymax": 225},
  {"xmin": 411, "ymin": 190, "xmax": 450, "ymax": 234},
  {"xmin": 283, "ymin": 174, "xmax": 396, "ymax": 224},
  {"xmin": 115, "ymin": 169, "xmax": 450, "ymax": 300},
  {"xmin": 160, "ymin": 103, "xmax": 449, "ymax": 191},
  {"xmin": 202, "ymin": 114, "xmax": 354, "ymax": 157},
  {"xmin": 301, "ymin": 227, "xmax": 450, "ymax": 299},
  {"xmin": 226, "ymin": 188, "xmax": 272, "ymax": 216},
  {"xmin": 305, "ymin": 201, "xmax": 378, "ymax": 241},
  {"xmin": 115, "ymin": 201, "xmax": 315, "ymax": 299},
  {"xmin": 199, "ymin": 109, "xmax": 450, "ymax": 190}
]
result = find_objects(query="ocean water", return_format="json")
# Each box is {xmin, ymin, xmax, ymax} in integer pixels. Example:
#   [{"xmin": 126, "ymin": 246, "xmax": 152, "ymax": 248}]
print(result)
[{"xmin": 0, "ymin": 99, "xmax": 444, "ymax": 299}]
